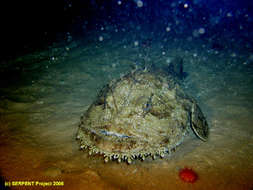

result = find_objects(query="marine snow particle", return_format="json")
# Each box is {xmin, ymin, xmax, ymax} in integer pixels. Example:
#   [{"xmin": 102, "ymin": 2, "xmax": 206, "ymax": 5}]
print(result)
[
  {"xmin": 117, "ymin": 0, "xmax": 122, "ymax": 5},
  {"xmin": 184, "ymin": 3, "xmax": 188, "ymax": 8},
  {"xmin": 112, "ymin": 63, "xmax": 116, "ymax": 68},
  {"xmin": 134, "ymin": 41, "xmax": 139, "ymax": 46},
  {"xmin": 227, "ymin": 12, "xmax": 233, "ymax": 17},
  {"xmin": 99, "ymin": 36, "xmax": 104, "ymax": 41},
  {"xmin": 166, "ymin": 58, "xmax": 172, "ymax": 64},
  {"xmin": 162, "ymin": 51, "xmax": 166, "ymax": 55},
  {"xmin": 166, "ymin": 26, "xmax": 171, "ymax": 32},
  {"xmin": 136, "ymin": 0, "xmax": 143, "ymax": 7},
  {"xmin": 198, "ymin": 28, "xmax": 205, "ymax": 34},
  {"xmin": 231, "ymin": 53, "xmax": 236, "ymax": 57}
]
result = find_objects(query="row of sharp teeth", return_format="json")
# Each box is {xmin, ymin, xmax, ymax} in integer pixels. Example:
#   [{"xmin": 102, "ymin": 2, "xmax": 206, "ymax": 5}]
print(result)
[
  {"xmin": 103, "ymin": 151, "xmax": 166, "ymax": 164},
  {"xmin": 77, "ymin": 133, "xmax": 178, "ymax": 164},
  {"xmin": 78, "ymin": 142, "xmax": 175, "ymax": 164}
]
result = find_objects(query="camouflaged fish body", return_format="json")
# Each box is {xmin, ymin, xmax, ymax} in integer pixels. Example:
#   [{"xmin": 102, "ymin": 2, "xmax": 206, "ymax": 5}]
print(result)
[{"xmin": 77, "ymin": 69, "xmax": 208, "ymax": 164}]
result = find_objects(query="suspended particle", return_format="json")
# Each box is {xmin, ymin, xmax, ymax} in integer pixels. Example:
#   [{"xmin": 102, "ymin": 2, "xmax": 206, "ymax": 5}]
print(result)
[
  {"xmin": 198, "ymin": 28, "xmax": 205, "ymax": 34},
  {"xmin": 166, "ymin": 26, "xmax": 171, "ymax": 32},
  {"xmin": 231, "ymin": 53, "xmax": 236, "ymax": 57},
  {"xmin": 166, "ymin": 58, "xmax": 172, "ymax": 64},
  {"xmin": 117, "ymin": 0, "xmax": 122, "ymax": 5},
  {"xmin": 134, "ymin": 41, "xmax": 139, "ymax": 46},
  {"xmin": 136, "ymin": 0, "xmax": 143, "ymax": 8},
  {"xmin": 99, "ymin": 36, "xmax": 104, "ymax": 41},
  {"xmin": 226, "ymin": 12, "xmax": 233, "ymax": 17}
]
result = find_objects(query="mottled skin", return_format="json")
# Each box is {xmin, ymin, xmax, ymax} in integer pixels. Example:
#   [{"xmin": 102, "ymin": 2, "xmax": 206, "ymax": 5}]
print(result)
[{"xmin": 77, "ymin": 69, "xmax": 208, "ymax": 164}]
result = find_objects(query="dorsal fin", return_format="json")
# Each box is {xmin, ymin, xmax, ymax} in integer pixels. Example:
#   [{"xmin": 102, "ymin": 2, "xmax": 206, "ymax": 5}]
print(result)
[{"xmin": 190, "ymin": 103, "xmax": 209, "ymax": 141}]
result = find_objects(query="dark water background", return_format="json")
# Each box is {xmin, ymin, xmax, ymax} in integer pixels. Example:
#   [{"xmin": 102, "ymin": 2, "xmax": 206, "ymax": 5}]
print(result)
[{"xmin": 0, "ymin": 0, "xmax": 253, "ymax": 189}]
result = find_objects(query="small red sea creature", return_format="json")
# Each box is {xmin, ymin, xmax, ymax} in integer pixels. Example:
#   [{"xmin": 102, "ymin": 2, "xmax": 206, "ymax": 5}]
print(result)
[{"xmin": 179, "ymin": 167, "xmax": 198, "ymax": 183}]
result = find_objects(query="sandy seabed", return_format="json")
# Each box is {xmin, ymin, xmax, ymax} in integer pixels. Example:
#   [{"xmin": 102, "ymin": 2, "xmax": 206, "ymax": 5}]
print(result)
[{"xmin": 0, "ymin": 33, "xmax": 253, "ymax": 190}]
